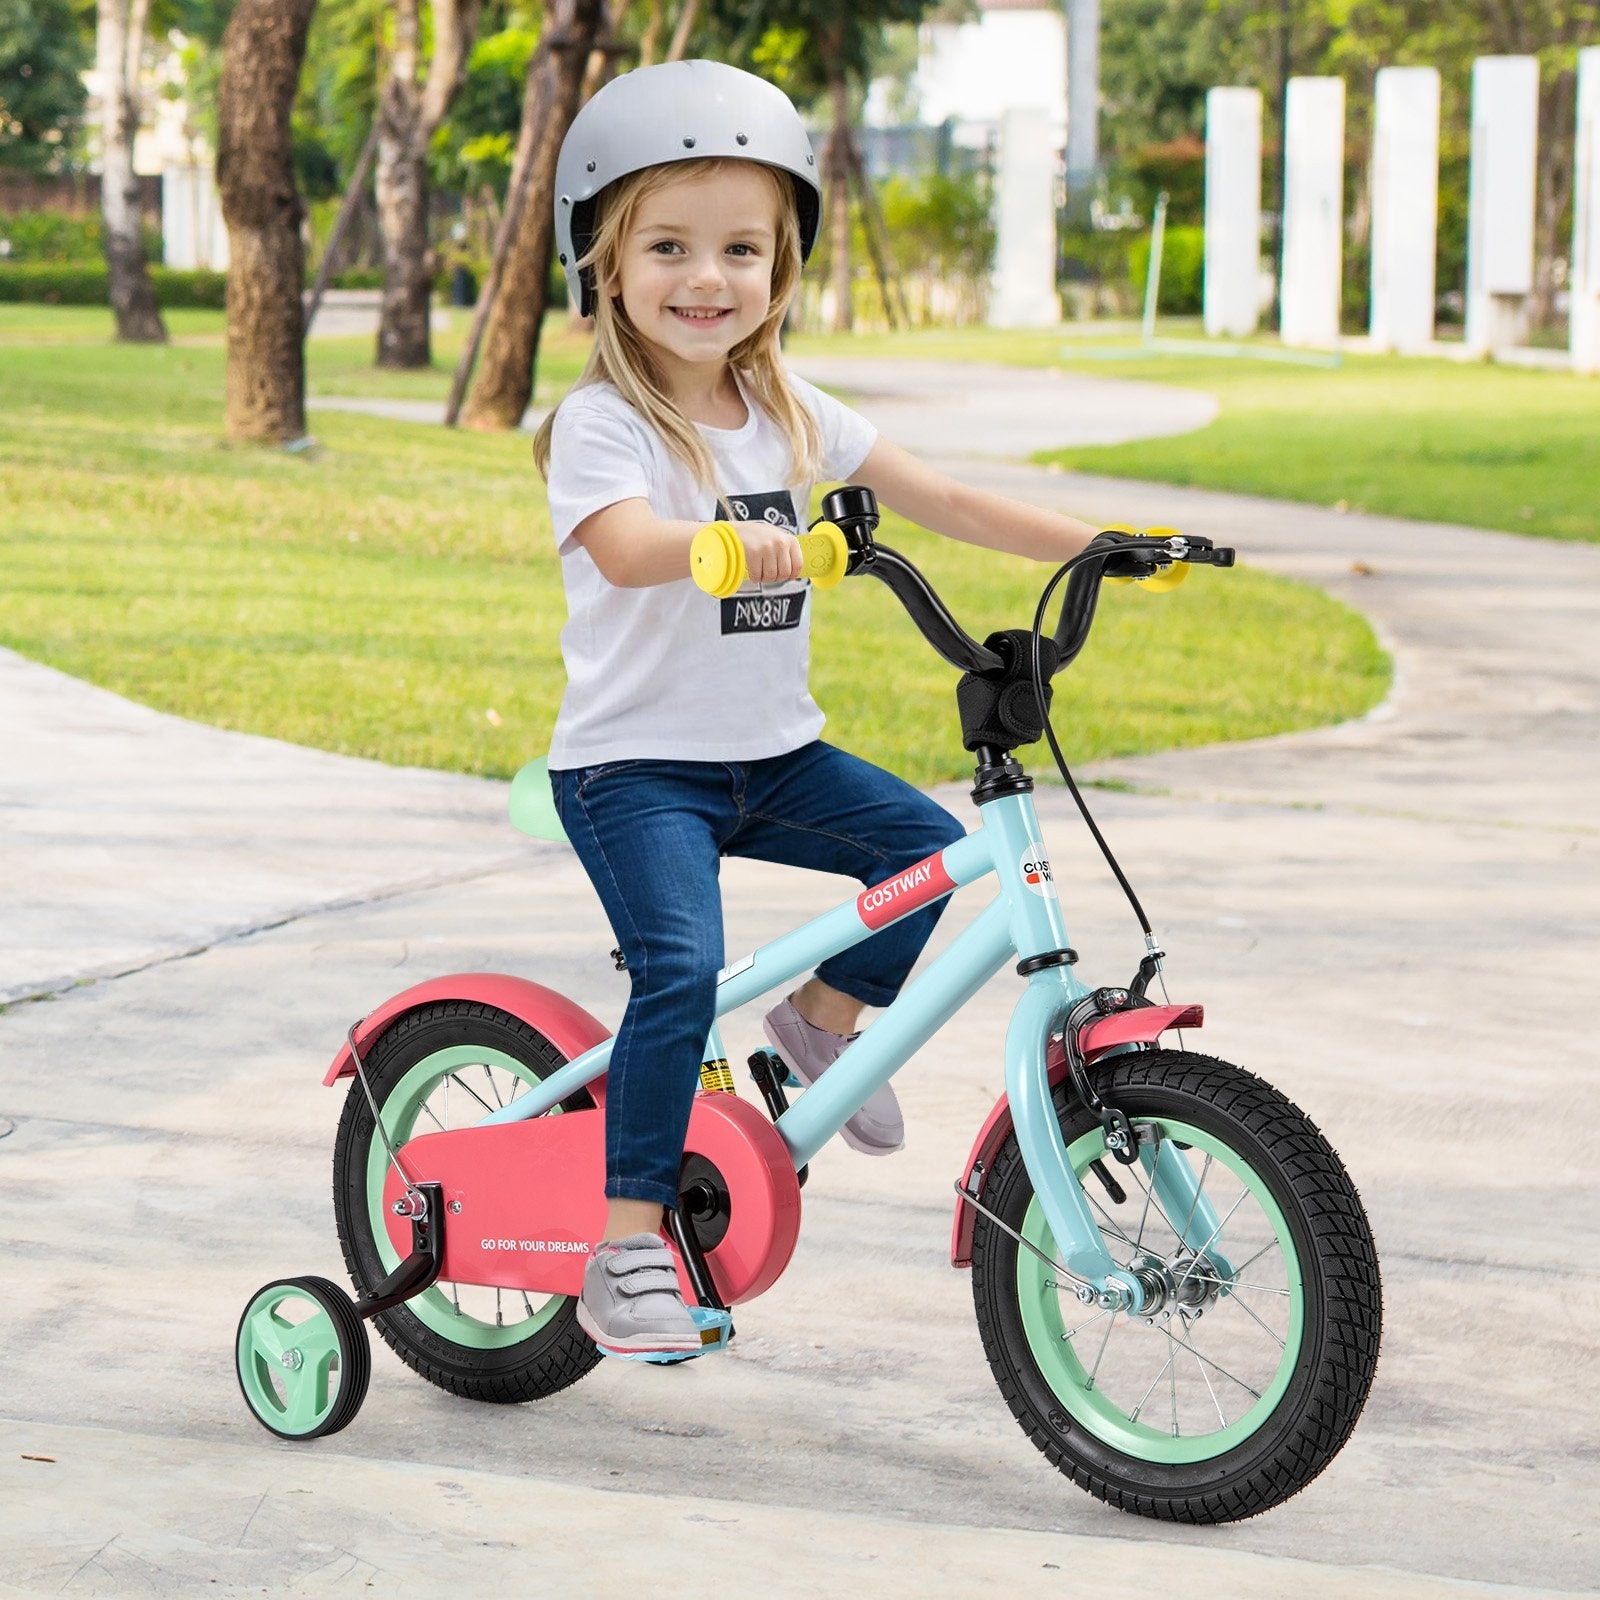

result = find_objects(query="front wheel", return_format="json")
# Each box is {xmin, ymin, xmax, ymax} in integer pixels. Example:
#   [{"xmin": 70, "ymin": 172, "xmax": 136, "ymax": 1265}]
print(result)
[{"xmin": 971, "ymin": 1050, "xmax": 1381, "ymax": 1523}]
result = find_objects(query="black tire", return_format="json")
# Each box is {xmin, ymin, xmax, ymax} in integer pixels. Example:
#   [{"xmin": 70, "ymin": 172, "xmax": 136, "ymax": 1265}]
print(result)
[
  {"xmin": 236, "ymin": 1275, "xmax": 371, "ymax": 1440},
  {"xmin": 331, "ymin": 1001, "xmax": 604, "ymax": 1403},
  {"xmin": 971, "ymin": 1050, "xmax": 1381, "ymax": 1522}
]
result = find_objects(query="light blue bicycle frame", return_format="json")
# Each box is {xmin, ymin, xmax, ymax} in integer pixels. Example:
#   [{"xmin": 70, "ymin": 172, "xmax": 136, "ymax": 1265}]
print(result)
[{"xmin": 477, "ymin": 783, "xmax": 1214, "ymax": 1308}]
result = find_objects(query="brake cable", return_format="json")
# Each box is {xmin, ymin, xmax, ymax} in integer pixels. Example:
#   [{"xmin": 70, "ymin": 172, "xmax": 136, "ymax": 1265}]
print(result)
[{"xmin": 1027, "ymin": 546, "xmax": 1161, "ymax": 951}]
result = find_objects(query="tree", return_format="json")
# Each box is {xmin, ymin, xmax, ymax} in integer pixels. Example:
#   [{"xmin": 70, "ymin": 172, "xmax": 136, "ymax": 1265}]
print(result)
[
  {"xmin": 708, "ymin": 0, "xmax": 942, "ymax": 331},
  {"xmin": 216, "ymin": 0, "xmax": 318, "ymax": 443},
  {"xmin": 0, "ymin": 0, "xmax": 90, "ymax": 174},
  {"xmin": 96, "ymin": 0, "xmax": 167, "ymax": 342},
  {"xmin": 374, "ymin": 0, "xmax": 485, "ymax": 367},
  {"xmin": 451, "ymin": 0, "xmax": 606, "ymax": 429}
]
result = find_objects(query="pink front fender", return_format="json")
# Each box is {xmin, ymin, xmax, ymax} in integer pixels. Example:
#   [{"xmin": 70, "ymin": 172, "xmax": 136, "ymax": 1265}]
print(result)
[
  {"xmin": 323, "ymin": 973, "xmax": 612, "ymax": 1095},
  {"xmin": 949, "ymin": 1002, "xmax": 1202, "ymax": 1268}
]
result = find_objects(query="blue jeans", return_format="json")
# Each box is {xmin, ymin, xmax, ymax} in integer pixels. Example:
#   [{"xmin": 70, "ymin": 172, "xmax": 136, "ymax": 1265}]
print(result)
[{"xmin": 551, "ymin": 740, "xmax": 967, "ymax": 1209}]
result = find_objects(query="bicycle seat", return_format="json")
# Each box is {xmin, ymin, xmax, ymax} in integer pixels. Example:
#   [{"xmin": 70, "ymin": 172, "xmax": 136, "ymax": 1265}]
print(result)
[{"xmin": 508, "ymin": 756, "xmax": 569, "ymax": 844}]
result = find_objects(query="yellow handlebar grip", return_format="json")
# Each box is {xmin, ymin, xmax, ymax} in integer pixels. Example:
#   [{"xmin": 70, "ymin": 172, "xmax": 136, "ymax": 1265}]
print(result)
[
  {"xmin": 798, "ymin": 521, "xmax": 848, "ymax": 590},
  {"xmin": 1139, "ymin": 563, "xmax": 1189, "ymax": 593},
  {"xmin": 692, "ymin": 519, "xmax": 850, "ymax": 595},
  {"xmin": 689, "ymin": 520, "xmax": 747, "ymax": 597}
]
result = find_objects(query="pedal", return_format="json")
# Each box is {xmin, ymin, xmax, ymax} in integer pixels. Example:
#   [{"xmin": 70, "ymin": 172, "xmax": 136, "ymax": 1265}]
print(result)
[
  {"xmin": 749, "ymin": 1046, "xmax": 800, "ymax": 1092},
  {"xmin": 602, "ymin": 1307, "xmax": 733, "ymax": 1366}
]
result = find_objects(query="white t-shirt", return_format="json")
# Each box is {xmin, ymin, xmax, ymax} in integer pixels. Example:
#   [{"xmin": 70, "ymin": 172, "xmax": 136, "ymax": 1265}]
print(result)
[{"xmin": 544, "ymin": 371, "xmax": 878, "ymax": 768}]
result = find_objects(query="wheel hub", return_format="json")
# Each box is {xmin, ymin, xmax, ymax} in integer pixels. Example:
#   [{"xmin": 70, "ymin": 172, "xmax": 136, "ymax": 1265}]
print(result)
[{"xmin": 1126, "ymin": 1251, "xmax": 1224, "ymax": 1324}]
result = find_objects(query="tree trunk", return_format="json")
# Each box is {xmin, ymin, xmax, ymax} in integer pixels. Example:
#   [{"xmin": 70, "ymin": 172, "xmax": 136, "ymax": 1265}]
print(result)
[
  {"xmin": 96, "ymin": 0, "xmax": 166, "ymax": 343},
  {"xmin": 215, "ymin": 0, "xmax": 318, "ymax": 445},
  {"xmin": 827, "ymin": 68, "xmax": 853, "ymax": 334},
  {"xmin": 845, "ymin": 131, "xmax": 906, "ymax": 329},
  {"xmin": 304, "ymin": 119, "xmax": 381, "ymax": 330},
  {"xmin": 461, "ymin": 0, "xmax": 605, "ymax": 431},
  {"xmin": 665, "ymin": 0, "xmax": 701, "ymax": 62},
  {"xmin": 375, "ymin": 0, "xmax": 483, "ymax": 368}
]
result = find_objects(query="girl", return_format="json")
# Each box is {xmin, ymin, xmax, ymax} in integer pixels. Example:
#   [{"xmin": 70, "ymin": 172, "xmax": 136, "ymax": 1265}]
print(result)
[{"xmin": 534, "ymin": 60, "xmax": 1104, "ymax": 1358}]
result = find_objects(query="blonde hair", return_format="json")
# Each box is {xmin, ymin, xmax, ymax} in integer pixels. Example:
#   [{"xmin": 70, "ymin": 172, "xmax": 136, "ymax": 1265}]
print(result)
[{"xmin": 532, "ymin": 158, "xmax": 823, "ymax": 494}]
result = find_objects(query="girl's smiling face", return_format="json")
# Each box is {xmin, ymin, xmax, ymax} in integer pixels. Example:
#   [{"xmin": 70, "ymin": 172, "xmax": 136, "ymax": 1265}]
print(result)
[{"xmin": 607, "ymin": 163, "xmax": 781, "ymax": 394}]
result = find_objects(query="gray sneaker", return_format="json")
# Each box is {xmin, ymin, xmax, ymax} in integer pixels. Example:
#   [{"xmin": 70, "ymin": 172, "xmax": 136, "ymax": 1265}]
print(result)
[
  {"xmin": 577, "ymin": 1233, "xmax": 702, "ymax": 1357},
  {"xmin": 762, "ymin": 997, "xmax": 904, "ymax": 1155}
]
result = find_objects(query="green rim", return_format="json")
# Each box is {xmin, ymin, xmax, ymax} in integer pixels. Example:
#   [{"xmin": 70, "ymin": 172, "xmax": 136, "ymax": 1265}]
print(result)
[
  {"xmin": 236, "ymin": 1284, "xmax": 343, "ymax": 1435},
  {"xmin": 365, "ymin": 1043, "xmax": 567, "ymax": 1348},
  {"xmin": 1016, "ymin": 1117, "xmax": 1305, "ymax": 1464}
]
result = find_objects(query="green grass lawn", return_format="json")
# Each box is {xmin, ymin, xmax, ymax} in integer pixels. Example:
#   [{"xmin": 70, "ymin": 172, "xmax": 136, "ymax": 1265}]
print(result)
[
  {"xmin": 0, "ymin": 306, "xmax": 1388, "ymax": 786},
  {"xmin": 788, "ymin": 322, "xmax": 1600, "ymax": 544}
]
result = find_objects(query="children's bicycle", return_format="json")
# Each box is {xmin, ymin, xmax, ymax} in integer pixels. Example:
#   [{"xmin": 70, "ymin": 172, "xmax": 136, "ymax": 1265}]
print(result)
[{"xmin": 235, "ymin": 487, "xmax": 1381, "ymax": 1524}]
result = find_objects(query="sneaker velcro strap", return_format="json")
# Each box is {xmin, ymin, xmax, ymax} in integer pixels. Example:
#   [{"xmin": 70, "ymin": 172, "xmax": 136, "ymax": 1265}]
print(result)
[{"xmin": 602, "ymin": 1250, "xmax": 681, "ymax": 1297}]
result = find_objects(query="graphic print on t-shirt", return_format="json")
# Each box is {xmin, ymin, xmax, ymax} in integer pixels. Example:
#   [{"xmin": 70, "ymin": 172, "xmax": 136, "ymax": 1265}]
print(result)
[{"xmin": 715, "ymin": 489, "xmax": 808, "ymax": 636}]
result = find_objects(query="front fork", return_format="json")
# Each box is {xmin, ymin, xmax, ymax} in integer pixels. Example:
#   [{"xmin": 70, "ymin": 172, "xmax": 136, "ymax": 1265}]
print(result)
[{"xmin": 1004, "ymin": 975, "xmax": 1226, "ymax": 1313}]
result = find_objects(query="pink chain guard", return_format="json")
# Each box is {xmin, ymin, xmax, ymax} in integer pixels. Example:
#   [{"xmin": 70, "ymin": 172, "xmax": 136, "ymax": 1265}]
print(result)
[{"xmin": 381, "ymin": 1090, "xmax": 802, "ymax": 1307}]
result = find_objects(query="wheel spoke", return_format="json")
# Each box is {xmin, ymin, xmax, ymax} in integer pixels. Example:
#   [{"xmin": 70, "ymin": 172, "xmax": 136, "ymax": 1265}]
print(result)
[
  {"xmin": 1128, "ymin": 1342, "xmax": 1180, "ymax": 1423},
  {"xmin": 1130, "ymin": 1130, "xmax": 1160, "ymax": 1254},
  {"xmin": 1224, "ymin": 1288, "xmax": 1287, "ymax": 1350},
  {"xmin": 1060, "ymin": 1305, "xmax": 1113, "ymax": 1343},
  {"xmin": 1084, "ymin": 1310, "xmax": 1117, "ymax": 1392},
  {"xmin": 1187, "ymin": 1271, "xmax": 1291, "ymax": 1297},
  {"xmin": 1082, "ymin": 1190, "xmax": 1145, "ymax": 1255},
  {"xmin": 1184, "ymin": 1314, "xmax": 1229, "ymax": 1429},
  {"xmin": 446, "ymin": 1071, "xmax": 497, "ymax": 1118},
  {"xmin": 1169, "ymin": 1339, "xmax": 1179, "ymax": 1436},
  {"xmin": 483, "ymin": 1064, "xmax": 506, "ymax": 1109},
  {"xmin": 1230, "ymin": 1238, "xmax": 1283, "ymax": 1277},
  {"xmin": 1177, "ymin": 1153, "xmax": 1213, "ymax": 1246},
  {"xmin": 1123, "ymin": 1159, "xmax": 1191, "ymax": 1255},
  {"xmin": 1157, "ymin": 1322, "xmax": 1262, "ymax": 1401},
  {"xmin": 1173, "ymin": 1188, "xmax": 1249, "ymax": 1295}
]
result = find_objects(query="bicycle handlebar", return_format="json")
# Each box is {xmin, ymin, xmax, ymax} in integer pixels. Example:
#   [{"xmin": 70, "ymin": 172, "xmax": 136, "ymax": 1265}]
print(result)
[{"xmin": 809, "ymin": 487, "xmax": 1235, "ymax": 677}]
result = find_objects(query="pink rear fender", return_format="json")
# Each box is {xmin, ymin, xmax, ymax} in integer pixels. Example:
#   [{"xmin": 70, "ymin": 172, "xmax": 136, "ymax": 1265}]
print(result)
[
  {"xmin": 323, "ymin": 973, "xmax": 612, "ymax": 1101},
  {"xmin": 948, "ymin": 1001, "xmax": 1202, "ymax": 1268}
]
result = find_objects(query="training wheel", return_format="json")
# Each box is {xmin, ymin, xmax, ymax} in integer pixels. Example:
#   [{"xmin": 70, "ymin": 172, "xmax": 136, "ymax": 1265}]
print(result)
[{"xmin": 235, "ymin": 1275, "xmax": 371, "ymax": 1440}]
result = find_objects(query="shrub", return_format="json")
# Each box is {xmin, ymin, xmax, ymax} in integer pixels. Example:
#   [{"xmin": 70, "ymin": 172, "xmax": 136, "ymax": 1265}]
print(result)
[
  {"xmin": 0, "ymin": 208, "xmax": 162, "ymax": 263},
  {"xmin": 0, "ymin": 263, "xmax": 228, "ymax": 307},
  {"xmin": 1128, "ymin": 224, "xmax": 1204, "ymax": 314}
]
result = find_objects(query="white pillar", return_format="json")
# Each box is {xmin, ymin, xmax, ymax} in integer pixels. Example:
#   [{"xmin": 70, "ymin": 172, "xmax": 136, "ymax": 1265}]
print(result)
[
  {"xmin": 1065, "ymin": 0, "xmax": 1100, "ymax": 219},
  {"xmin": 989, "ymin": 105, "xmax": 1061, "ymax": 328},
  {"xmin": 1204, "ymin": 87, "xmax": 1262, "ymax": 338},
  {"xmin": 1279, "ymin": 76, "xmax": 1345, "ymax": 348},
  {"xmin": 1465, "ymin": 55, "xmax": 1538, "ymax": 356},
  {"xmin": 1572, "ymin": 48, "xmax": 1600, "ymax": 375},
  {"xmin": 1370, "ymin": 66, "xmax": 1440, "ymax": 353},
  {"xmin": 161, "ymin": 161, "xmax": 229, "ymax": 271}
]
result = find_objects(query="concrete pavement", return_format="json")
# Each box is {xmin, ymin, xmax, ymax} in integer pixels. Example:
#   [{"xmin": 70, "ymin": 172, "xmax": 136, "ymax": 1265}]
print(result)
[{"xmin": 2, "ymin": 352, "xmax": 1597, "ymax": 1597}]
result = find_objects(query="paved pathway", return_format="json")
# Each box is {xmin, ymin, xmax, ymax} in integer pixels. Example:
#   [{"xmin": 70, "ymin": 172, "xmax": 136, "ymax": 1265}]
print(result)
[{"xmin": 1, "ymin": 353, "xmax": 1595, "ymax": 1597}]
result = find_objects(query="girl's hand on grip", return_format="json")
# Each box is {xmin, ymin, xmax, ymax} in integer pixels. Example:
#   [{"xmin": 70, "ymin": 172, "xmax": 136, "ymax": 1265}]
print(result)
[{"xmin": 737, "ymin": 521, "xmax": 805, "ymax": 586}]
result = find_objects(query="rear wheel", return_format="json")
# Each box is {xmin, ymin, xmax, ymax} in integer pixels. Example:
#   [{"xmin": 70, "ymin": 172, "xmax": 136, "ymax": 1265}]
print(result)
[
  {"xmin": 971, "ymin": 1050, "xmax": 1381, "ymax": 1522},
  {"xmin": 331, "ymin": 1001, "xmax": 604, "ymax": 1403}
]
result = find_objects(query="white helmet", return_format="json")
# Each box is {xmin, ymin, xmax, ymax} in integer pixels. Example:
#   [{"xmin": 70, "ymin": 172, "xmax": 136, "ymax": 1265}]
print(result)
[{"xmin": 554, "ymin": 59, "xmax": 823, "ymax": 317}]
